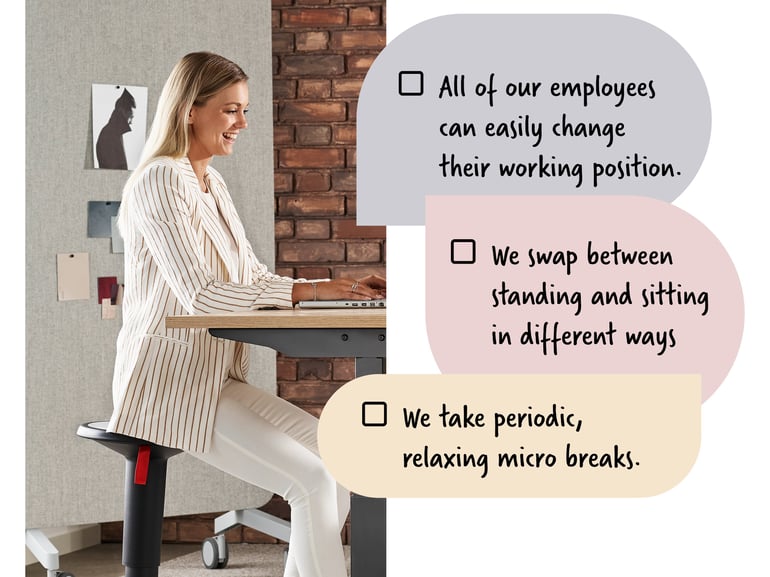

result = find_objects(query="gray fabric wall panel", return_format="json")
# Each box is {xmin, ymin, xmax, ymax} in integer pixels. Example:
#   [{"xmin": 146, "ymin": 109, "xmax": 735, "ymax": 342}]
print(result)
[{"xmin": 27, "ymin": 0, "xmax": 277, "ymax": 528}]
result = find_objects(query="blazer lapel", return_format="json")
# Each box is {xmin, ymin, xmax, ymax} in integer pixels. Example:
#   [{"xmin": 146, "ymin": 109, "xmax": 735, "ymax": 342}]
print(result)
[
  {"xmin": 177, "ymin": 157, "xmax": 241, "ymax": 282},
  {"xmin": 207, "ymin": 176, "xmax": 250, "ymax": 284}
]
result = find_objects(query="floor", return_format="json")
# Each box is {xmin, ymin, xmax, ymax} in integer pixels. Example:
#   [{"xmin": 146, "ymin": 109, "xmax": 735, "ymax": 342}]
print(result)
[{"xmin": 25, "ymin": 543, "xmax": 200, "ymax": 577}]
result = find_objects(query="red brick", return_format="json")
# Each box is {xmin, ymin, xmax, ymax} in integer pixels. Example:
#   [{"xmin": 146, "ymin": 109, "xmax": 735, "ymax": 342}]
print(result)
[
  {"xmin": 332, "ymin": 219, "xmax": 385, "ymax": 239},
  {"xmin": 275, "ymin": 219, "xmax": 295, "ymax": 239},
  {"xmin": 283, "ymin": 8, "xmax": 347, "ymax": 28},
  {"xmin": 345, "ymin": 194, "xmax": 356, "ymax": 215},
  {"xmin": 331, "ymin": 30, "xmax": 386, "ymax": 50},
  {"xmin": 280, "ymin": 148, "xmax": 345, "ymax": 169},
  {"xmin": 298, "ymin": 359, "xmax": 333, "ymax": 380},
  {"xmin": 295, "ymin": 266, "xmax": 332, "ymax": 279},
  {"xmin": 347, "ymin": 242, "xmax": 381, "ymax": 262},
  {"xmin": 334, "ymin": 265, "xmax": 386, "ymax": 279},
  {"xmin": 332, "ymin": 358, "xmax": 356, "ymax": 381},
  {"xmin": 272, "ymin": 31, "xmax": 295, "ymax": 53},
  {"xmin": 278, "ymin": 240, "xmax": 346, "ymax": 263},
  {"xmin": 273, "ymin": 124, "xmax": 295, "ymax": 145},
  {"xmin": 162, "ymin": 519, "xmax": 179, "ymax": 542},
  {"xmin": 277, "ymin": 357, "xmax": 298, "ymax": 381},
  {"xmin": 332, "ymin": 125, "xmax": 356, "ymax": 145},
  {"xmin": 275, "ymin": 266, "xmax": 295, "ymax": 277},
  {"xmin": 296, "ymin": 219, "xmax": 331, "ymax": 239},
  {"xmin": 177, "ymin": 518, "xmax": 215, "ymax": 543},
  {"xmin": 332, "ymin": 78, "xmax": 363, "ymax": 98},
  {"xmin": 280, "ymin": 381, "xmax": 342, "ymax": 404},
  {"xmin": 278, "ymin": 194, "xmax": 345, "ymax": 215},
  {"xmin": 346, "ymin": 148, "xmax": 357, "ymax": 168},
  {"xmin": 100, "ymin": 522, "xmax": 122, "ymax": 542},
  {"xmin": 296, "ymin": 125, "xmax": 332, "ymax": 146},
  {"xmin": 331, "ymin": 169, "xmax": 356, "ymax": 191},
  {"xmin": 295, "ymin": 171, "xmax": 330, "ymax": 192},
  {"xmin": 273, "ymin": 79, "xmax": 297, "ymax": 99},
  {"xmin": 280, "ymin": 54, "xmax": 345, "ymax": 76},
  {"xmin": 349, "ymin": 6, "xmax": 382, "ymax": 26},
  {"xmin": 347, "ymin": 54, "xmax": 377, "ymax": 74},
  {"xmin": 260, "ymin": 495, "xmax": 291, "ymax": 522},
  {"xmin": 296, "ymin": 30, "xmax": 329, "ymax": 51},
  {"xmin": 280, "ymin": 101, "xmax": 347, "ymax": 122},
  {"xmin": 242, "ymin": 528, "xmax": 281, "ymax": 544},
  {"xmin": 301, "ymin": 405, "xmax": 323, "ymax": 419},
  {"xmin": 274, "ymin": 171, "xmax": 293, "ymax": 193},
  {"xmin": 298, "ymin": 79, "xmax": 331, "ymax": 99}
]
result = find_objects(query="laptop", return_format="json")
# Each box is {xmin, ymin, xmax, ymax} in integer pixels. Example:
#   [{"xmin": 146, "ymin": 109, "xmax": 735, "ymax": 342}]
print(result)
[{"xmin": 297, "ymin": 299, "xmax": 386, "ymax": 309}]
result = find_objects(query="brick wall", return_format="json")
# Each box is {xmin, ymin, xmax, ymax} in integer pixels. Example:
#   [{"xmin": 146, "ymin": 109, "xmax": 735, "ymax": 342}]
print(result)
[{"xmin": 102, "ymin": 0, "xmax": 386, "ymax": 547}]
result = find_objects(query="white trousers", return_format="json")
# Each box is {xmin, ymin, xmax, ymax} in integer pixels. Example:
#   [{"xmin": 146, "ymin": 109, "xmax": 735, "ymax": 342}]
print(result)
[{"xmin": 191, "ymin": 379, "xmax": 350, "ymax": 577}]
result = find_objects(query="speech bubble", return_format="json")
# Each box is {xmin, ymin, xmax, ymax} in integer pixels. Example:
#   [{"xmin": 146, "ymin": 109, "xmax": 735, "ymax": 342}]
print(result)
[
  {"xmin": 425, "ymin": 195, "xmax": 743, "ymax": 401},
  {"xmin": 358, "ymin": 14, "xmax": 711, "ymax": 225},
  {"xmin": 318, "ymin": 373, "xmax": 701, "ymax": 498}
]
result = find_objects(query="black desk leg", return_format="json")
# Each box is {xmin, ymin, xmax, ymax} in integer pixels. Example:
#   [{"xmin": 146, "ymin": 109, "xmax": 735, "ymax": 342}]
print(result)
[
  {"xmin": 351, "ymin": 493, "xmax": 386, "ymax": 577},
  {"xmin": 351, "ymin": 356, "xmax": 386, "ymax": 577}
]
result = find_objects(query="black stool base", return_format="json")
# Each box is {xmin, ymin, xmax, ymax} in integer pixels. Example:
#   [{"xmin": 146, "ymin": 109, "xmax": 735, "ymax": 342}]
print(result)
[{"xmin": 77, "ymin": 422, "xmax": 182, "ymax": 577}]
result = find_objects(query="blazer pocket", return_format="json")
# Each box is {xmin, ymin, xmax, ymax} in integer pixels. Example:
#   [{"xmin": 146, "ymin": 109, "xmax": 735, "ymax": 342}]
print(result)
[{"xmin": 149, "ymin": 331, "xmax": 191, "ymax": 348}]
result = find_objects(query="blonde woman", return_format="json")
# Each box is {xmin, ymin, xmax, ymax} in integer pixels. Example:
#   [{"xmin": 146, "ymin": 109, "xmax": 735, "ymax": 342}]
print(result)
[{"xmin": 108, "ymin": 51, "xmax": 384, "ymax": 577}]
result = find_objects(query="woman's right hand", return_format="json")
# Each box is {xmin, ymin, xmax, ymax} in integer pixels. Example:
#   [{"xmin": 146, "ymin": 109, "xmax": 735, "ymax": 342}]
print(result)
[{"xmin": 292, "ymin": 277, "xmax": 385, "ymax": 304}]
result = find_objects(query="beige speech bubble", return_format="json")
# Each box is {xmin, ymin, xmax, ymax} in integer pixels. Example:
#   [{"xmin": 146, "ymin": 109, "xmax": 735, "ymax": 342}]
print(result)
[{"xmin": 318, "ymin": 374, "xmax": 700, "ymax": 498}]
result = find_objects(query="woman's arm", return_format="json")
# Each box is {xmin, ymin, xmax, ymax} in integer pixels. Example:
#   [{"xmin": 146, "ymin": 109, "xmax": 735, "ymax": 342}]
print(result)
[{"xmin": 127, "ymin": 160, "xmax": 294, "ymax": 312}]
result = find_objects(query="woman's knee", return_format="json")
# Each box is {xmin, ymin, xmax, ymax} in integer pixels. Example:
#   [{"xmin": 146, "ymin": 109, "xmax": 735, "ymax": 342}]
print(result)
[{"xmin": 287, "ymin": 459, "xmax": 338, "ymax": 502}]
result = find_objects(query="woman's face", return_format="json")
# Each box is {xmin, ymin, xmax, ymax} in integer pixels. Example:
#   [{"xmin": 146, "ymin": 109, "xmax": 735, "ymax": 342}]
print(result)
[{"xmin": 188, "ymin": 81, "xmax": 249, "ymax": 160}]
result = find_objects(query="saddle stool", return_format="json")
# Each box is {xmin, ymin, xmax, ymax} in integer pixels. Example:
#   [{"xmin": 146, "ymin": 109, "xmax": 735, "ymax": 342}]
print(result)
[{"xmin": 76, "ymin": 421, "xmax": 182, "ymax": 577}]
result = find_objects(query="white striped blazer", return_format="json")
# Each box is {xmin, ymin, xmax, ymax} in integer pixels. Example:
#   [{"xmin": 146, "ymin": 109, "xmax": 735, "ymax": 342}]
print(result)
[{"xmin": 108, "ymin": 156, "xmax": 295, "ymax": 452}]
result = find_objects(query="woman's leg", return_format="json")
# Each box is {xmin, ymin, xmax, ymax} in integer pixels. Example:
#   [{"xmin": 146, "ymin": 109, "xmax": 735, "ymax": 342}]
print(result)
[{"xmin": 190, "ymin": 379, "xmax": 350, "ymax": 577}]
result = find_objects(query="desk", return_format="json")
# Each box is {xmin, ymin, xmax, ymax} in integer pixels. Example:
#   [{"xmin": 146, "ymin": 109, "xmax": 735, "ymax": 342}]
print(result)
[{"xmin": 167, "ymin": 308, "xmax": 386, "ymax": 577}]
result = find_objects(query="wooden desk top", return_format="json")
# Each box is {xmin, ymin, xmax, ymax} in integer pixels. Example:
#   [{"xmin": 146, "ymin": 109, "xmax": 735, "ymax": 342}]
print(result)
[{"xmin": 166, "ymin": 307, "xmax": 386, "ymax": 330}]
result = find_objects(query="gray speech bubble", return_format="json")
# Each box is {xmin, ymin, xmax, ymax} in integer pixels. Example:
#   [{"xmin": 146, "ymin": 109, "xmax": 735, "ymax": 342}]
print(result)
[{"xmin": 358, "ymin": 14, "xmax": 711, "ymax": 225}]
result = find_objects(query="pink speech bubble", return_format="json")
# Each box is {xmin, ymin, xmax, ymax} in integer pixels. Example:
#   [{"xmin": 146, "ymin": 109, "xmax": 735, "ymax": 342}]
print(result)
[{"xmin": 425, "ymin": 195, "xmax": 743, "ymax": 401}]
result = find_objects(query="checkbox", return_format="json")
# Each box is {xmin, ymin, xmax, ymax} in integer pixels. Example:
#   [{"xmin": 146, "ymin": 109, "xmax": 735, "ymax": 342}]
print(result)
[
  {"xmin": 450, "ymin": 239, "xmax": 476, "ymax": 264},
  {"xmin": 399, "ymin": 70, "xmax": 424, "ymax": 96},
  {"xmin": 362, "ymin": 401, "xmax": 388, "ymax": 427}
]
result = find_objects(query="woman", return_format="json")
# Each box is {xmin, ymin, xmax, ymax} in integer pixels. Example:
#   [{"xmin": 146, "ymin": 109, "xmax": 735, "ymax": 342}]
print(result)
[{"xmin": 108, "ymin": 51, "xmax": 384, "ymax": 577}]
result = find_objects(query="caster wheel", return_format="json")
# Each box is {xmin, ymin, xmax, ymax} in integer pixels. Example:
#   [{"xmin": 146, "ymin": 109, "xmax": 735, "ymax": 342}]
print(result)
[
  {"xmin": 201, "ymin": 536, "xmax": 229, "ymax": 569},
  {"xmin": 55, "ymin": 573, "xmax": 75, "ymax": 577}
]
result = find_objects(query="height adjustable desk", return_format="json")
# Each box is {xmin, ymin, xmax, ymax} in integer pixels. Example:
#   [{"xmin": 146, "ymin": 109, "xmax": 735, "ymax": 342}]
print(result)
[{"xmin": 166, "ymin": 308, "xmax": 386, "ymax": 577}]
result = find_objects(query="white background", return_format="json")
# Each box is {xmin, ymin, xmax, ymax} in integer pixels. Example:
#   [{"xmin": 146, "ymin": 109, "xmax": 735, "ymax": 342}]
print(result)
[
  {"xmin": 9, "ymin": 0, "xmax": 769, "ymax": 572},
  {"xmin": 386, "ymin": 1, "xmax": 769, "ymax": 575}
]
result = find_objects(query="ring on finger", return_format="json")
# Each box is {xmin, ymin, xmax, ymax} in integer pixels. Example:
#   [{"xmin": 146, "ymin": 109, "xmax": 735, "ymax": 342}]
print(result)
[{"xmin": 351, "ymin": 281, "xmax": 359, "ymax": 292}]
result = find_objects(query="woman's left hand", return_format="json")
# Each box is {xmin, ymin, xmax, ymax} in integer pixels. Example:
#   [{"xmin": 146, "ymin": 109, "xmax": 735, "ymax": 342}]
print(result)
[{"xmin": 356, "ymin": 274, "xmax": 386, "ymax": 298}]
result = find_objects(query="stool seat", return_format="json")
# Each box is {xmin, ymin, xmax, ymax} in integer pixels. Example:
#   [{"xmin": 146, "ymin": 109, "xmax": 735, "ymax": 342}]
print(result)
[
  {"xmin": 77, "ymin": 421, "xmax": 182, "ymax": 577},
  {"xmin": 77, "ymin": 421, "xmax": 182, "ymax": 461}
]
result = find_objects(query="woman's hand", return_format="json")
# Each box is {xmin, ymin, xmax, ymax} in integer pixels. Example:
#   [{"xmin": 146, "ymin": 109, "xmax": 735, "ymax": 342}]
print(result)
[
  {"xmin": 317, "ymin": 277, "xmax": 386, "ymax": 301},
  {"xmin": 356, "ymin": 274, "xmax": 386, "ymax": 296},
  {"xmin": 292, "ymin": 276, "xmax": 386, "ymax": 304}
]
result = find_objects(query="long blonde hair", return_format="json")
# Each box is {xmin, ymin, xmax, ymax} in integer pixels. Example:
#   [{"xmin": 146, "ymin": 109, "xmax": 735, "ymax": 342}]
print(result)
[{"xmin": 122, "ymin": 52, "xmax": 248, "ymax": 196}]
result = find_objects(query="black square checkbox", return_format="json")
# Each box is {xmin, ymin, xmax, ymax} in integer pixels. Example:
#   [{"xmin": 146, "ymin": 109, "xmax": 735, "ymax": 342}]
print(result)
[
  {"xmin": 362, "ymin": 401, "xmax": 388, "ymax": 427},
  {"xmin": 451, "ymin": 239, "xmax": 476, "ymax": 264},
  {"xmin": 399, "ymin": 71, "xmax": 424, "ymax": 96}
]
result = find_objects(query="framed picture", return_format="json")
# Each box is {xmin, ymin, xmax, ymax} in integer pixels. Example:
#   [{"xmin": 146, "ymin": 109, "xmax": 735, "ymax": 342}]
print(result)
[{"xmin": 92, "ymin": 83, "xmax": 148, "ymax": 170}]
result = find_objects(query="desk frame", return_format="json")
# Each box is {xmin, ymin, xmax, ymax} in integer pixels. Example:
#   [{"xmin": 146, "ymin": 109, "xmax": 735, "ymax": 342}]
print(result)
[{"xmin": 168, "ymin": 311, "xmax": 386, "ymax": 577}]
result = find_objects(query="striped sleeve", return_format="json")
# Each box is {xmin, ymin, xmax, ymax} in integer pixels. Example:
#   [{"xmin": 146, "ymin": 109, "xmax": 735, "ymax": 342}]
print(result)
[{"xmin": 129, "ymin": 161, "xmax": 294, "ymax": 313}]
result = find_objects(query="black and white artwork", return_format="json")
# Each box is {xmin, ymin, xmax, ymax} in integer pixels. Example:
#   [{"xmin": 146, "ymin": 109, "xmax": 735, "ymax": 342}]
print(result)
[{"xmin": 92, "ymin": 83, "xmax": 148, "ymax": 170}]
